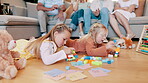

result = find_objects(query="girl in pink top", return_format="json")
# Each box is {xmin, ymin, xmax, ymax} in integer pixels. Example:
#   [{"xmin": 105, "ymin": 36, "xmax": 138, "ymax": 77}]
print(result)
[
  {"xmin": 25, "ymin": 24, "xmax": 74, "ymax": 65},
  {"xmin": 66, "ymin": 23, "xmax": 114, "ymax": 57}
]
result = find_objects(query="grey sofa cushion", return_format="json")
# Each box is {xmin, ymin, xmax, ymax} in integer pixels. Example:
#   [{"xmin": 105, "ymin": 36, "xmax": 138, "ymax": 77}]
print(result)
[
  {"xmin": 0, "ymin": 15, "xmax": 38, "ymax": 25},
  {"xmin": 129, "ymin": 16, "xmax": 148, "ymax": 24},
  {"xmin": 48, "ymin": 19, "xmax": 71, "ymax": 25},
  {"xmin": 12, "ymin": 6, "xmax": 27, "ymax": 16},
  {"xmin": 26, "ymin": 2, "xmax": 38, "ymax": 19},
  {"xmin": 48, "ymin": 19, "xmax": 99, "ymax": 25}
]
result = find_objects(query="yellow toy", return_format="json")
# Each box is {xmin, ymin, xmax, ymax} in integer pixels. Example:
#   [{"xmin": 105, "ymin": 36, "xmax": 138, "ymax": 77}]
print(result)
[{"xmin": 12, "ymin": 39, "xmax": 35, "ymax": 59}]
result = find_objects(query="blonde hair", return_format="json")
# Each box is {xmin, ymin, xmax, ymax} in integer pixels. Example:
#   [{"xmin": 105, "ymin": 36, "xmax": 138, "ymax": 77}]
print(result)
[
  {"xmin": 82, "ymin": 23, "xmax": 108, "ymax": 44},
  {"xmin": 25, "ymin": 24, "xmax": 72, "ymax": 58}
]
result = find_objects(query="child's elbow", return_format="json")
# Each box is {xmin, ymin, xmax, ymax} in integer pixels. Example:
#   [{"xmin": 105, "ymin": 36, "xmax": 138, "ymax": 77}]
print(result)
[
  {"xmin": 42, "ymin": 60, "xmax": 54, "ymax": 65},
  {"xmin": 86, "ymin": 51, "xmax": 95, "ymax": 56}
]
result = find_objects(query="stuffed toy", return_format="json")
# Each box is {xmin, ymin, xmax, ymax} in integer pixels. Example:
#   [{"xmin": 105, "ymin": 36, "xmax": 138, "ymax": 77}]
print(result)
[
  {"xmin": 0, "ymin": 30, "xmax": 26, "ymax": 79},
  {"xmin": 12, "ymin": 37, "xmax": 36, "ymax": 59},
  {"xmin": 122, "ymin": 37, "xmax": 136, "ymax": 49},
  {"xmin": 114, "ymin": 37, "xmax": 136, "ymax": 49}
]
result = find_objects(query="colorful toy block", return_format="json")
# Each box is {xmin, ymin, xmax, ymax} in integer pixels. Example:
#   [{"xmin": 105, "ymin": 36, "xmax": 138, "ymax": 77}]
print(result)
[
  {"xmin": 66, "ymin": 50, "xmax": 78, "ymax": 61},
  {"xmin": 65, "ymin": 66, "xmax": 70, "ymax": 70}
]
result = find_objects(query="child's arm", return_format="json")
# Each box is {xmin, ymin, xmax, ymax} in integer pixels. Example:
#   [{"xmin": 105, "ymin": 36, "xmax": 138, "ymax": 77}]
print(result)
[
  {"xmin": 86, "ymin": 41, "xmax": 108, "ymax": 57},
  {"xmin": 65, "ymin": 39, "xmax": 77, "ymax": 47},
  {"xmin": 40, "ymin": 41, "xmax": 67, "ymax": 65}
]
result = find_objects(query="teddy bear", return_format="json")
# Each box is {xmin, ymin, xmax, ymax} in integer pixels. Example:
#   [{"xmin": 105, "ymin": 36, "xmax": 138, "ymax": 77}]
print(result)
[
  {"xmin": 114, "ymin": 37, "xmax": 136, "ymax": 49},
  {"xmin": 0, "ymin": 30, "xmax": 26, "ymax": 79}
]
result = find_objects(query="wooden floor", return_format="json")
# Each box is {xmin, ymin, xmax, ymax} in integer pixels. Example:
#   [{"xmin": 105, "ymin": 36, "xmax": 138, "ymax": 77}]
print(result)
[{"xmin": 1, "ymin": 41, "xmax": 148, "ymax": 83}]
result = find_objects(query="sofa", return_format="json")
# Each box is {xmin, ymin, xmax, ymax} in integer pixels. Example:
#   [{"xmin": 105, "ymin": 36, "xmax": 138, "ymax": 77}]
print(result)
[
  {"xmin": 0, "ymin": 0, "xmax": 148, "ymax": 39},
  {"xmin": 47, "ymin": 0, "xmax": 148, "ymax": 38},
  {"xmin": 0, "ymin": 0, "xmax": 40, "ymax": 39}
]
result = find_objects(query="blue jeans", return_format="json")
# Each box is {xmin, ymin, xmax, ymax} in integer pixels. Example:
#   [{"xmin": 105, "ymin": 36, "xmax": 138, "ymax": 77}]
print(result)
[
  {"xmin": 70, "ymin": 9, "xmax": 84, "ymax": 31},
  {"xmin": 84, "ymin": 8, "xmax": 109, "ymax": 34}
]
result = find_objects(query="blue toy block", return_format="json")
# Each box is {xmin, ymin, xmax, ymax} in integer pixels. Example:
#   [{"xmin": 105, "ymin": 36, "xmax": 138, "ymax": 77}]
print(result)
[
  {"xmin": 110, "ymin": 59, "xmax": 114, "ymax": 63},
  {"xmin": 98, "ymin": 57, "xmax": 102, "ymax": 60},
  {"xmin": 105, "ymin": 58, "xmax": 109, "ymax": 61},
  {"xmin": 113, "ymin": 39, "xmax": 117, "ymax": 43},
  {"xmin": 115, "ymin": 52, "xmax": 119, "ymax": 54},
  {"xmin": 107, "ymin": 60, "xmax": 111, "ymax": 64},
  {"xmin": 102, "ymin": 60, "xmax": 107, "ymax": 63},
  {"xmin": 70, "ymin": 62, "xmax": 83, "ymax": 66},
  {"xmin": 77, "ymin": 61, "xmax": 83, "ymax": 65},
  {"xmin": 74, "ymin": 55, "xmax": 78, "ymax": 58},
  {"xmin": 65, "ymin": 66, "xmax": 70, "ymax": 70},
  {"xmin": 84, "ymin": 56, "xmax": 91, "ymax": 60}
]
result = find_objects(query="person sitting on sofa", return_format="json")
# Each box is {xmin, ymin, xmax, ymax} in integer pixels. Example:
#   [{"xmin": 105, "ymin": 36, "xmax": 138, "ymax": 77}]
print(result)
[
  {"xmin": 37, "ymin": 0, "xmax": 66, "ymax": 36},
  {"xmin": 70, "ymin": 0, "xmax": 90, "ymax": 38},
  {"xmin": 83, "ymin": 0, "xmax": 114, "ymax": 34},
  {"xmin": 109, "ymin": 0, "xmax": 138, "ymax": 39}
]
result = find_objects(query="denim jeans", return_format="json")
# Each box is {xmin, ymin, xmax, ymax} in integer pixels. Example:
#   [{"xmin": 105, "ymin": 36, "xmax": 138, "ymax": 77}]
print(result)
[
  {"xmin": 70, "ymin": 9, "xmax": 84, "ymax": 31},
  {"xmin": 84, "ymin": 8, "xmax": 109, "ymax": 34}
]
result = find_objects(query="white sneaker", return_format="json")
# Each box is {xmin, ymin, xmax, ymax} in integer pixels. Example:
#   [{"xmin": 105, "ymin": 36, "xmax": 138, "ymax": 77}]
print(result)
[
  {"xmin": 41, "ymin": 32, "xmax": 47, "ymax": 37},
  {"xmin": 103, "ymin": 39, "xmax": 108, "ymax": 43},
  {"xmin": 79, "ymin": 32, "xmax": 84, "ymax": 38}
]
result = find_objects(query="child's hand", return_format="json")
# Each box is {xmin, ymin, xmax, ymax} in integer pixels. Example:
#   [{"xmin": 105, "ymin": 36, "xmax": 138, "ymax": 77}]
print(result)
[
  {"xmin": 106, "ymin": 41, "xmax": 114, "ymax": 49},
  {"xmin": 63, "ymin": 47, "xmax": 75, "ymax": 55},
  {"xmin": 107, "ymin": 48, "xmax": 115, "ymax": 55}
]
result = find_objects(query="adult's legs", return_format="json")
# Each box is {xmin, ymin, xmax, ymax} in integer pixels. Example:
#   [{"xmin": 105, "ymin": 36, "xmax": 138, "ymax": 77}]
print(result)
[
  {"xmin": 83, "ymin": 9, "xmax": 92, "ymax": 34},
  {"xmin": 109, "ymin": 14, "xmax": 124, "ymax": 38},
  {"xmin": 70, "ymin": 9, "xmax": 84, "ymax": 32},
  {"xmin": 78, "ymin": 9, "xmax": 84, "ymax": 36},
  {"xmin": 38, "ymin": 10, "xmax": 48, "ymax": 33},
  {"xmin": 100, "ymin": 7, "xmax": 109, "ymax": 28},
  {"xmin": 114, "ymin": 12, "xmax": 135, "ymax": 38},
  {"xmin": 69, "ymin": 11, "xmax": 79, "ymax": 31}
]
